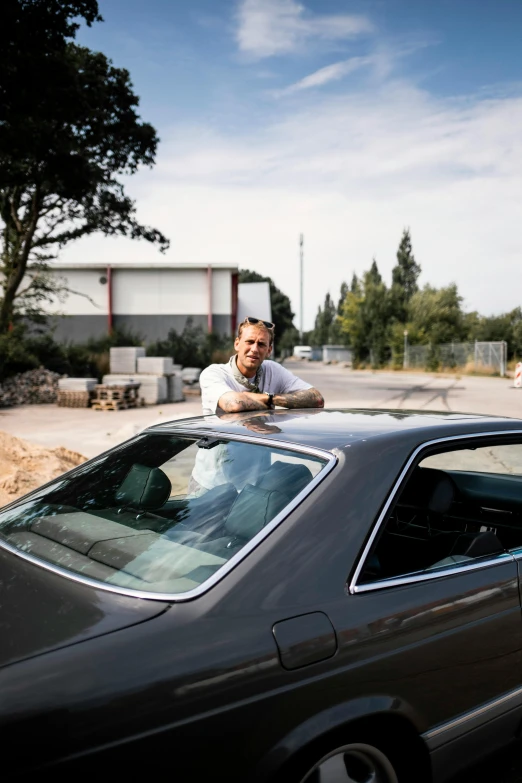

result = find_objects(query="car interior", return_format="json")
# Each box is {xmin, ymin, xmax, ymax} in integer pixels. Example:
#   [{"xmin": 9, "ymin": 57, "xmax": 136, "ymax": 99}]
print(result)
[
  {"xmin": 0, "ymin": 436, "xmax": 319, "ymax": 593},
  {"xmin": 361, "ymin": 462, "xmax": 522, "ymax": 583}
]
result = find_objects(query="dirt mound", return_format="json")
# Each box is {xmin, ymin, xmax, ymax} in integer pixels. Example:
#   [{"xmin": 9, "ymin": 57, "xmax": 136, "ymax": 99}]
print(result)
[{"xmin": 0, "ymin": 431, "xmax": 86, "ymax": 507}]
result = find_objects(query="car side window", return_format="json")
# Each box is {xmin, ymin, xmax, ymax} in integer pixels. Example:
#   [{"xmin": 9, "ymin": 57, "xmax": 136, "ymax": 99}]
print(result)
[{"xmin": 359, "ymin": 440, "xmax": 522, "ymax": 584}]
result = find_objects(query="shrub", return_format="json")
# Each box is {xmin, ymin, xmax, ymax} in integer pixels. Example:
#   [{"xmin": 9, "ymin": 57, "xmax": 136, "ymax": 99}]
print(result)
[{"xmin": 147, "ymin": 318, "xmax": 233, "ymax": 368}]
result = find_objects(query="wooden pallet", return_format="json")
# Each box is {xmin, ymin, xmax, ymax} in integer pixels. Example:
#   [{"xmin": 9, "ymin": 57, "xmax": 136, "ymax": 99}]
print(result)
[
  {"xmin": 57, "ymin": 390, "xmax": 93, "ymax": 408},
  {"xmin": 92, "ymin": 383, "xmax": 140, "ymax": 410},
  {"xmin": 182, "ymin": 385, "xmax": 201, "ymax": 397},
  {"xmin": 92, "ymin": 399, "xmax": 127, "ymax": 411}
]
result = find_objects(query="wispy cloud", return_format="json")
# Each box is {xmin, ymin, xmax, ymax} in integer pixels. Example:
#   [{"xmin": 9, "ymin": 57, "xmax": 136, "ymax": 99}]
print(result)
[
  {"xmin": 274, "ymin": 56, "xmax": 373, "ymax": 95},
  {"xmin": 235, "ymin": 0, "xmax": 374, "ymax": 59},
  {"xmin": 65, "ymin": 79, "xmax": 522, "ymax": 328}
]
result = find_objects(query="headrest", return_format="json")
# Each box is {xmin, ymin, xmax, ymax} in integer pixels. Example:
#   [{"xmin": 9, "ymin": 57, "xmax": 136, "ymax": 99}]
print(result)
[
  {"xmin": 225, "ymin": 484, "xmax": 289, "ymax": 540},
  {"xmin": 115, "ymin": 464, "xmax": 171, "ymax": 510},
  {"xmin": 453, "ymin": 531, "xmax": 504, "ymax": 558},
  {"xmin": 400, "ymin": 468, "xmax": 455, "ymax": 515},
  {"xmin": 258, "ymin": 461, "xmax": 313, "ymax": 495}
]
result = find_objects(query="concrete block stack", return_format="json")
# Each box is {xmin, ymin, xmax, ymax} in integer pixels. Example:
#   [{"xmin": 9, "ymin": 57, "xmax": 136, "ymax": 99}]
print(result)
[
  {"xmin": 109, "ymin": 347, "xmax": 146, "ymax": 374},
  {"xmin": 181, "ymin": 367, "xmax": 202, "ymax": 397},
  {"xmin": 102, "ymin": 373, "xmax": 168, "ymax": 405},
  {"xmin": 101, "ymin": 348, "xmax": 195, "ymax": 405},
  {"xmin": 136, "ymin": 356, "xmax": 185, "ymax": 403},
  {"xmin": 106, "ymin": 348, "xmax": 166, "ymax": 405},
  {"xmin": 167, "ymin": 373, "xmax": 184, "ymax": 403},
  {"xmin": 137, "ymin": 356, "xmax": 174, "ymax": 375}
]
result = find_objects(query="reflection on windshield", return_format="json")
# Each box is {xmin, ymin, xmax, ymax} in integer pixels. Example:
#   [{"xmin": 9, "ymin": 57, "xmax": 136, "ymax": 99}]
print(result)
[{"xmin": 0, "ymin": 434, "xmax": 326, "ymax": 595}]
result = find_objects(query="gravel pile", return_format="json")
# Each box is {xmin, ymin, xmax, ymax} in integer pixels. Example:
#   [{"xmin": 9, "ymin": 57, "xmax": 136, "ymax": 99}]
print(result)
[{"xmin": 0, "ymin": 368, "xmax": 62, "ymax": 407}]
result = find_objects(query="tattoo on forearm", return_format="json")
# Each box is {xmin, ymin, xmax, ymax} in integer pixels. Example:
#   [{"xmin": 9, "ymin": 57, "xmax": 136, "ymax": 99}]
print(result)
[
  {"xmin": 221, "ymin": 394, "xmax": 268, "ymax": 412},
  {"xmin": 275, "ymin": 388, "xmax": 324, "ymax": 409}
]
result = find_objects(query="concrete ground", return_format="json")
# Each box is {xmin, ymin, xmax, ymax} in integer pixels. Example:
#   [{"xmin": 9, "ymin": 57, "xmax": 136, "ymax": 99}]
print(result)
[
  {"xmin": 1, "ymin": 363, "xmax": 521, "ymax": 458},
  {"xmin": 0, "ymin": 395, "xmax": 204, "ymax": 457}
]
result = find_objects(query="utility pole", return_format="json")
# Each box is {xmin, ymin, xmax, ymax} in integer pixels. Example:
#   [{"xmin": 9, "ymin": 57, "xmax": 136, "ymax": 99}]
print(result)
[{"xmin": 299, "ymin": 233, "xmax": 304, "ymax": 342}]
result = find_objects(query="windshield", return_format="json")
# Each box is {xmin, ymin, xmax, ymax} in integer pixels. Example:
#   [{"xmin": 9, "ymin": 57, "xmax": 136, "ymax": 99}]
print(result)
[{"xmin": 0, "ymin": 432, "xmax": 326, "ymax": 595}]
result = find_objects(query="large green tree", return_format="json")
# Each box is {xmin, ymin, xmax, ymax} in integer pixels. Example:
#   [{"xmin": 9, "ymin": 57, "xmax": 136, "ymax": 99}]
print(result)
[
  {"xmin": 339, "ymin": 261, "xmax": 390, "ymax": 366},
  {"xmin": 238, "ymin": 269, "xmax": 295, "ymax": 345},
  {"xmin": 390, "ymin": 229, "xmax": 421, "ymax": 323},
  {"xmin": 0, "ymin": 0, "xmax": 168, "ymax": 332},
  {"xmin": 311, "ymin": 292, "xmax": 337, "ymax": 346},
  {"xmin": 408, "ymin": 284, "xmax": 466, "ymax": 344},
  {"xmin": 362, "ymin": 261, "xmax": 390, "ymax": 365}
]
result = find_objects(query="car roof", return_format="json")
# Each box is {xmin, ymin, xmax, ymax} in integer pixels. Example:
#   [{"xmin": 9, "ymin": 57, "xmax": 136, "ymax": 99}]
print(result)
[{"xmin": 148, "ymin": 408, "xmax": 522, "ymax": 453}]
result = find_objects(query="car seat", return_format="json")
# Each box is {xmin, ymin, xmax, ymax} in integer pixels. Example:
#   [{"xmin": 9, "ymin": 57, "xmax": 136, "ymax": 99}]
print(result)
[
  {"xmin": 113, "ymin": 463, "xmax": 171, "ymax": 525},
  {"xmin": 196, "ymin": 461, "xmax": 314, "ymax": 558}
]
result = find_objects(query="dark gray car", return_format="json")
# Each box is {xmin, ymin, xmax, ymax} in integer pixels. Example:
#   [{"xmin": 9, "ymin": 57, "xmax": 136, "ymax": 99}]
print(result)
[{"xmin": 3, "ymin": 408, "xmax": 522, "ymax": 782}]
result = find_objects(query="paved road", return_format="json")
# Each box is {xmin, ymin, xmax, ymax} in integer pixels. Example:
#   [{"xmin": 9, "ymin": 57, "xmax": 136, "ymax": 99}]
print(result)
[{"xmin": 290, "ymin": 361, "xmax": 522, "ymax": 418}]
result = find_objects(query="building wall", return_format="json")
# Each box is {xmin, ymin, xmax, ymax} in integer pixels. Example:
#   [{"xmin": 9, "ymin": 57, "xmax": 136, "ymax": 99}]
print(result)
[
  {"xmin": 48, "ymin": 315, "xmax": 109, "ymax": 342},
  {"xmin": 111, "ymin": 268, "xmax": 209, "ymax": 315},
  {"xmin": 43, "ymin": 265, "xmax": 235, "ymax": 343},
  {"xmin": 43, "ymin": 268, "xmax": 108, "ymax": 316},
  {"xmin": 322, "ymin": 345, "xmax": 353, "ymax": 363},
  {"xmin": 49, "ymin": 313, "xmax": 232, "ymax": 343}
]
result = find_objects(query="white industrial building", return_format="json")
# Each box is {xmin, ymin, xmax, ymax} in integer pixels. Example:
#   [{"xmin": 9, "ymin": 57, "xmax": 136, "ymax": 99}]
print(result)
[{"xmin": 42, "ymin": 261, "xmax": 272, "ymax": 343}]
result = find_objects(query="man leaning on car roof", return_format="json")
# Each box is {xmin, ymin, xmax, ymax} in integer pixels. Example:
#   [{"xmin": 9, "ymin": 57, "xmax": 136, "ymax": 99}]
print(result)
[{"xmin": 199, "ymin": 316, "xmax": 324, "ymax": 416}]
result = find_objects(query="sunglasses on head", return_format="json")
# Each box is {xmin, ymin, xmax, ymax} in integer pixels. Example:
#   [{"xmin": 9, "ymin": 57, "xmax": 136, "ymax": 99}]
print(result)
[{"xmin": 243, "ymin": 316, "xmax": 275, "ymax": 329}]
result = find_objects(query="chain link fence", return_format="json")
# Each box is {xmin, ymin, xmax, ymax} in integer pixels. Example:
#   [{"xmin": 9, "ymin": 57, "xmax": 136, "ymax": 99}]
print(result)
[{"xmin": 405, "ymin": 341, "xmax": 507, "ymax": 375}]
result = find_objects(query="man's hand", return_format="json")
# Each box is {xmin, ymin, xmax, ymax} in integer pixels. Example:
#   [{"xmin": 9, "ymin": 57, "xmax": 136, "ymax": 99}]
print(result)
[
  {"xmin": 273, "ymin": 388, "xmax": 324, "ymax": 409},
  {"xmin": 218, "ymin": 391, "xmax": 270, "ymax": 412}
]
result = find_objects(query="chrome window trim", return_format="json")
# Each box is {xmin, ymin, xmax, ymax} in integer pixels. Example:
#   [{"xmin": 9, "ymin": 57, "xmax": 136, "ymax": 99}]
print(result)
[
  {"xmin": 423, "ymin": 684, "xmax": 522, "ymax": 746},
  {"xmin": 351, "ymin": 553, "xmax": 515, "ymax": 593},
  {"xmin": 349, "ymin": 429, "xmax": 522, "ymax": 595},
  {"xmin": 0, "ymin": 431, "xmax": 337, "ymax": 602}
]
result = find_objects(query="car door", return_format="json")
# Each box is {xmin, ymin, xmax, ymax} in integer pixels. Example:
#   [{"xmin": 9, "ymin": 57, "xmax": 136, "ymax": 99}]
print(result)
[{"xmin": 334, "ymin": 434, "xmax": 522, "ymax": 773}]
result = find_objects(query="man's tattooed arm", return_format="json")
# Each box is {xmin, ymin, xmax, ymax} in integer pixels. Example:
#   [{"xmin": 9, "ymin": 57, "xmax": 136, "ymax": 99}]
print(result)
[
  {"xmin": 217, "ymin": 387, "xmax": 324, "ymax": 412},
  {"xmin": 218, "ymin": 391, "xmax": 269, "ymax": 412},
  {"xmin": 273, "ymin": 388, "xmax": 324, "ymax": 409}
]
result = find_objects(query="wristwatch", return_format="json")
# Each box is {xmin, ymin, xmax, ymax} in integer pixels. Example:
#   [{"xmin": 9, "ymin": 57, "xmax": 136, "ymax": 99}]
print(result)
[{"xmin": 266, "ymin": 393, "xmax": 275, "ymax": 409}]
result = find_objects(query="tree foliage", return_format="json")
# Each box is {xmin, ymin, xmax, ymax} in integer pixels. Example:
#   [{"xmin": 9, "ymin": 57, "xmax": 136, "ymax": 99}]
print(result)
[
  {"xmin": 147, "ymin": 318, "xmax": 233, "ymax": 369},
  {"xmin": 408, "ymin": 284, "xmax": 466, "ymax": 345},
  {"xmin": 0, "ymin": 321, "xmax": 144, "ymax": 379},
  {"xmin": 238, "ymin": 269, "xmax": 295, "ymax": 345},
  {"xmin": 339, "ymin": 260, "xmax": 390, "ymax": 366},
  {"xmin": 333, "ymin": 227, "xmax": 522, "ymax": 368},
  {"xmin": 0, "ymin": 0, "xmax": 168, "ymax": 332},
  {"xmin": 390, "ymin": 229, "xmax": 421, "ymax": 323},
  {"xmin": 311, "ymin": 292, "xmax": 337, "ymax": 346}
]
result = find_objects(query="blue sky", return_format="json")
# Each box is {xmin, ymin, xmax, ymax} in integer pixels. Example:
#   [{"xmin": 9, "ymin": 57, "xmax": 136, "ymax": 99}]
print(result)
[{"xmin": 69, "ymin": 0, "xmax": 522, "ymax": 328}]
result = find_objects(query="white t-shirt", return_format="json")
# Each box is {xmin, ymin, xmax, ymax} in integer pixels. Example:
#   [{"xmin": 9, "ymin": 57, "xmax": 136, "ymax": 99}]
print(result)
[
  {"xmin": 200, "ymin": 359, "xmax": 312, "ymax": 416},
  {"xmin": 192, "ymin": 360, "xmax": 312, "ymax": 491}
]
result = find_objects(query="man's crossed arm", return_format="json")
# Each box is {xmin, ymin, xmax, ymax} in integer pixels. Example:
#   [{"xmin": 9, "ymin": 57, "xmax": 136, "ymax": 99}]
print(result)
[{"xmin": 218, "ymin": 388, "xmax": 324, "ymax": 413}]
